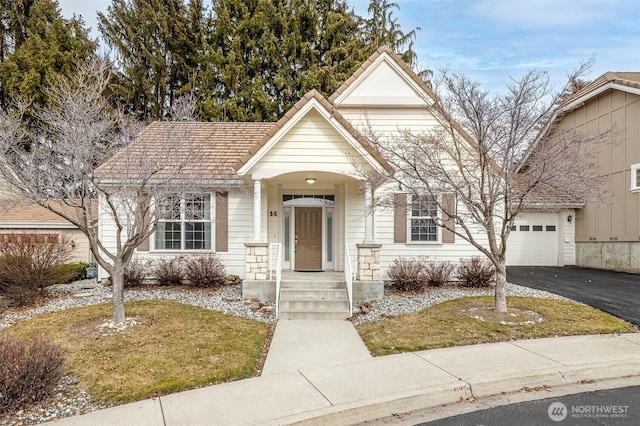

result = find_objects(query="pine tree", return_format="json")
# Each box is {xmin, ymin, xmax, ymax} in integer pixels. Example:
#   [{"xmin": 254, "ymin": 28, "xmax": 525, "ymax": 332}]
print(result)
[
  {"xmin": 98, "ymin": 0, "xmax": 204, "ymax": 120},
  {"xmin": 0, "ymin": 0, "xmax": 95, "ymax": 111}
]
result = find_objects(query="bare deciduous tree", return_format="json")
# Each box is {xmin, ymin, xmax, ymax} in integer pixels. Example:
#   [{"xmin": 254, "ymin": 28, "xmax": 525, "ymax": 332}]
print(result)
[
  {"xmin": 0, "ymin": 57, "xmax": 214, "ymax": 324},
  {"xmin": 367, "ymin": 64, "xmax": 611, "ymax": 313}
]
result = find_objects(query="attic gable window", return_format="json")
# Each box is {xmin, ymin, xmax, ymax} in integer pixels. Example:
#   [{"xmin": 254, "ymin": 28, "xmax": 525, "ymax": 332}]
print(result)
[
  {"xmin": 631, "ymin": 163, "xmax": 640, "ymax": 192},
  {"xmin": 409, "ymin": 194, "xmax": 438, "ymax": 242},
  {"xmin": 155, "ymin": 194, "xmax": 212, "ymax": 250}
]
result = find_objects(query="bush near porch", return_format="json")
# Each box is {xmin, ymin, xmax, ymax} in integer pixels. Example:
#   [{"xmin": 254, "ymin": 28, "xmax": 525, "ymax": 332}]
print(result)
[{"xmin": 387, "ymin": 256, "xmax": 495, "ymax": 291}]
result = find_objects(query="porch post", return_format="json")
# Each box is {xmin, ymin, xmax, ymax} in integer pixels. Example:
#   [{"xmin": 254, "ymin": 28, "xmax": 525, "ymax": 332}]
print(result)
[
  {"xmin": 364, "ymin": 181, "xmax": 374, "ymax": 243},
  {"xmin": 252, "ymin": 179, "xmax": 262, "ymax": 242}
]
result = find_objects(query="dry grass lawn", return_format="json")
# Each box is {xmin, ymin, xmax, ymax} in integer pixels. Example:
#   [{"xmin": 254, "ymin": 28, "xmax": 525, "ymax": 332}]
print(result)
[
  {"xmin": 356, "ymin": 296, "xmax": 634, "ymax": 356},
  {"xmin": 3, "ymin": 300, "xmax": 271, "ymax": 404}
]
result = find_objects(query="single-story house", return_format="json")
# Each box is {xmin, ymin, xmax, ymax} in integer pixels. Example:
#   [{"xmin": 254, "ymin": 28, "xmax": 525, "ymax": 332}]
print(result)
[{"xmin": 96, "ymin": 48, "xmax": 576, "ymax": 318}]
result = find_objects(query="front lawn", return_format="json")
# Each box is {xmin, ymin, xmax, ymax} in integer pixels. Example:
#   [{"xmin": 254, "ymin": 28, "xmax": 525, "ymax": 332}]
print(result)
[
  {"xmin": 2, "ymin": 300, "xmax": 271, "ymax": 404},
  {"xmin": 356, "ymin": 296, "xmax": 634, "ymax": 356}
]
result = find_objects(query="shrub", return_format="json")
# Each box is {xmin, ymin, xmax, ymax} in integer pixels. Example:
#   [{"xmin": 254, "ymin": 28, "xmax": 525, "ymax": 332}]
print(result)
[
  {"xmin": 456, "ymin": 257, "xmax": 496, "ymax": 288},
  {"xmin": 183, "ymin": 254, "xmax": 226, "ymax": 288},
  {"xmin": 0, "ymin": 334, "xmax": 65, "ymax": 413},
  {"xmin": 60, "ymin": 262, "xmax": 91, "ymax": 283},
  {"xmin": 424, "ymin": 261, "xmax": 455, "ymax": 287},
  {"xmin": 387, "ymin": 257, "xmax": 427, "ymax": 291},
  {"xmin": 153, "ymin": 257, "xmax": 184, "ymax": 286},
  {"xmin": 0, "ymin": 233, "xmax": 75, "ymax": 305},
  {"xmin": 123, "ymin": 260, "xmax": 147, "ymax": 288}
]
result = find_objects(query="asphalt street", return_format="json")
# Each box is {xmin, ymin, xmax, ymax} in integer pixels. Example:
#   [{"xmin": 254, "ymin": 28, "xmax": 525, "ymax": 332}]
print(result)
[
  {"xmin": 507, "ymin": 266, "xmax": 640, "ymax": 326},
  {"xmin": 424, "ymin": 385, "xmax": 640, "ymax": 426}
]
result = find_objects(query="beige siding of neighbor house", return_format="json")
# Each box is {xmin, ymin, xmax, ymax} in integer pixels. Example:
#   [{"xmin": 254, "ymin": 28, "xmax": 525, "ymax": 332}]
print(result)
[
  {"xmin": 0, "ymin": 228, "xmax": 91, "ymax": 263},
  {"xmin": 569, "ymin": 89, "xmax": 640, "ymax": 270}
]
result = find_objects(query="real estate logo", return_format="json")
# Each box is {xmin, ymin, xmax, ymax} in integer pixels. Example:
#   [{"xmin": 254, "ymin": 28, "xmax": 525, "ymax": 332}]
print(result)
[
  {"xmin": 548, "ymin": 401, "xmax": 630, "ymax": 422},
  {"xmin": 548, "ymin": 402, "xmax": 568, "ymax": 422}
]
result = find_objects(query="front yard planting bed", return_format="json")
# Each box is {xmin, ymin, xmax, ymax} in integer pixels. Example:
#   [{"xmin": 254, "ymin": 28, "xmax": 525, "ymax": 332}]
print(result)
[
  {"xmin": 356, "ymin": 296, "xmax": 634, "ymax": 356},
  {"xmin": 2, "ymin": 300, "xmax": 271, "ymax": 405}
]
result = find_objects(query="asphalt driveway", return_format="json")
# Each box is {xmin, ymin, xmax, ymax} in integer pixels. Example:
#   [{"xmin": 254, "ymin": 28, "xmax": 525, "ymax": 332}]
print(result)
[{"xmin": 507, "ymin": 266, "xmax": 640, "ymax": 326}]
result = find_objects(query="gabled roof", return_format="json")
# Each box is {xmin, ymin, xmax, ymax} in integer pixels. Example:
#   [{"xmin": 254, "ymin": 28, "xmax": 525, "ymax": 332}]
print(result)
[
  {"xmin": 96, "ymin": 122, "xmax": 274, "ymax": 184},
  {"xmin": 560, "ymin": 71, "xmax": 640, "ymax": 112},
  {"xmin": 234, "ymin": 89, "xmax": 393, "ymax": 175},
  {"xmin": 329, "ymin": 46, "xmax": 437, "ymax": 106}
]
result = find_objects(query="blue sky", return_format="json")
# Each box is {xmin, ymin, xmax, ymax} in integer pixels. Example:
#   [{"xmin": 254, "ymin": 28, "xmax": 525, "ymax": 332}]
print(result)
[{"xmin": 59, "ymin": 0, "xmax": 640, "ymax": 93}]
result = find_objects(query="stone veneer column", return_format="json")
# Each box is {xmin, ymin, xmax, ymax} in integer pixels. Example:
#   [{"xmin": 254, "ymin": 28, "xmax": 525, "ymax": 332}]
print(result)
[
  {"xmin": 356, "ymin": 243, "xmax": 382, "ymax": 281},
  {"xmin": 245, "ymin": 242, "xmax": 270, "ymax": 280}
]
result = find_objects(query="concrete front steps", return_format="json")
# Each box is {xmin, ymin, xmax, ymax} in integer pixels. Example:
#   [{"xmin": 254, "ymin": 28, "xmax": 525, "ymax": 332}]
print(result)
[{"xmin": 278, "ymin": 280, "xmax": 351, "ymax": 320}]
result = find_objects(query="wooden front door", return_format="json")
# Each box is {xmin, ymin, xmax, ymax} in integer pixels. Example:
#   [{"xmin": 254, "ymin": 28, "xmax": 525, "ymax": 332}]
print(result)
[{"xmin": 295, "ymin": 207, "xmax": 322, "ymax": 271}]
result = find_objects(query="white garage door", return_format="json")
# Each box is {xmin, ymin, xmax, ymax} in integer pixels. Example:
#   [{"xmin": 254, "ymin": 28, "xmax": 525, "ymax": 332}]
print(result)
[{"xmin": 507, "ymin": 213, "xmax": 560, "ymax": 266}]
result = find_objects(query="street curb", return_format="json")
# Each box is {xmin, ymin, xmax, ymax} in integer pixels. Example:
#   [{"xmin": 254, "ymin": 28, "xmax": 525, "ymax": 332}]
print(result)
[{"xmin": 278, "ymin": 364, "xmax": 640, "ymax": 425}]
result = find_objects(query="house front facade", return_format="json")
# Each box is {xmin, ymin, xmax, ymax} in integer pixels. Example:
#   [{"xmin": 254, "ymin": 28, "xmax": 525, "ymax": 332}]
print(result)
[{"xmin": 97, "ymin": 48, "xmax": 579, "ymax": 317}]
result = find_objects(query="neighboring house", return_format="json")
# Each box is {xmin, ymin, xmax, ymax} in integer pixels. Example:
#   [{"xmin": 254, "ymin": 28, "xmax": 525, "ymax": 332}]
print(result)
[
  {"xmin": 0, "ymin": 178, "xmax": 94, "ymax": 263},
  {"xmin": 547, "ymin": 72, "xmax": 640, "ymax": 272},
  {"xmin": 96, "ymin": 48, "xmax": 574, "ymax": 316}
]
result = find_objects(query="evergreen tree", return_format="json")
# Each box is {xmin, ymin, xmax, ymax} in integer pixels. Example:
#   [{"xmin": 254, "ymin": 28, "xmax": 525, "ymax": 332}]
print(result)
[
  {"xmin": 98, "ymin": 0, "xmax": 204, "ymax": 120},
  {"xmin": 98, "ymin": 0, "xmax": 424, "ymax": 121},
  {"xmin": 364, "ymin": 0, "xmax": 419, "ymax": 66},
  {"xmin": 0, "ymin": 0, "xmax": 95, "ymax": 111},
  {"xmin": 200, "ymin": 0, "xmax": 375, "ymax": 121}
]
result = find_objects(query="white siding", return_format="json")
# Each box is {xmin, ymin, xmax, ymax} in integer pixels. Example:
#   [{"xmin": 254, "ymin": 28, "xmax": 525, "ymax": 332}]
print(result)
[
  {"xmin": 99, "ymin": 190, "xmax": 253, "ymax": 279},
  {"xmin": 250, "ymin": 110, "xmax": 369, "ymax": 179},
  {"xmin": 339, "ymin": 107, "xmax": 441, "ymax": 138},
  {"xmin": 373, "ymin": 184, "xmax": 486, "ymax": 279},
  {"xmin": 222, "ymin": 191, "xmax": 254, "ymax": 276},
  {"xmin": 333, "ymin": 57, "xmax": 431, "ymax": 107},
  {"xmin": 562, "ymin": 210, "xmax": 576, "ymax": 266}
]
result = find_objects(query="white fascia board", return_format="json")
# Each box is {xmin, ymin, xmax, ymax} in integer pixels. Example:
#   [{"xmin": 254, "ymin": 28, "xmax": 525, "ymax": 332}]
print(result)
[
  {"xmin": 332, "ymin": 53, "xmax": 434, "ymax": 108},
  {"xmin": 562, "ymin": 83, "xmax": 640, "ymax": 112}
]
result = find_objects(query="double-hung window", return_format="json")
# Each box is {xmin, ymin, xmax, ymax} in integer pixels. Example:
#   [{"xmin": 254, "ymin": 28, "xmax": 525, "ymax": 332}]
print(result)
[
  {"xmin": 631, "ymin": 163, "xmax": 640, "ymax": 192},
  {"xmin": 155, "ymin": 194, "xmax": 212, "ymax": 250},
  {"xmin": 410, "ymin": 194, "xmax": 438, "ymax": 242}
]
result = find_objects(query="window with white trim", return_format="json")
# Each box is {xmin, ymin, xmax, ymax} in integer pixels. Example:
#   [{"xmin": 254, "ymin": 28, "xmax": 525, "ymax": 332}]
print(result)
[
  {"xmin": 631, "ymin": 163, "xmax": 640, "ymax": 191},
  {"xmin": 155, "ymin": 194, "xmax": 212, "ymax": 250},
  {"xmin": 409, "ymin": 194, "xmax": 438, "ymax": 242}
]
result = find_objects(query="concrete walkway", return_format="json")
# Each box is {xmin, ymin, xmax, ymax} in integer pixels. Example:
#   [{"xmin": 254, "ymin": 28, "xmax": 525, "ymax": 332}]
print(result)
[
  {"xmin": 261, "ymin": 320, "xmax": 371, "ymax": 374},
  {"xmin": 44, "ymin": 326, "xmax": 640, "ymax": 426}
]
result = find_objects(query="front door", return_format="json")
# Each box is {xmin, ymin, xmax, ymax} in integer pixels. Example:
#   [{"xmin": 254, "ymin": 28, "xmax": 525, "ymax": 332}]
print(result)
[{"xmin": 295, "ymin": 207, "xmax": 322, "ymax": 271}]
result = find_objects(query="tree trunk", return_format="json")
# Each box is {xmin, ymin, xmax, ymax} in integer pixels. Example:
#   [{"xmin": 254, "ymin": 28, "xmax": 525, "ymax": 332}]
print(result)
[
  {"xmin": 494, "ymin": 261, "xmax": 508, "ymax": 313},
  {"xmin": 111, "ymin": 265, "xmax": 126, "ymax": 324}
]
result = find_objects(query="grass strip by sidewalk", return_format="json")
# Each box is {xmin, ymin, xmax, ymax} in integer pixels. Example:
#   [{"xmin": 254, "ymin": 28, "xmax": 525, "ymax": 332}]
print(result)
[
  {"xmin": 356, "ymin": 296, "xmax": 634, "ymax": 356},
  {"xmin": 3, "ymin": 300, "xmax": 271, "ymax": 405}
]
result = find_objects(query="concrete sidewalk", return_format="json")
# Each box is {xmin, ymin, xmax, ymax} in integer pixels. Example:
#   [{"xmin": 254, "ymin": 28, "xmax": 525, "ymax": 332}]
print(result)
[{"xmin": 44, "ymin": 325, "xmax": 640, "ymax": 426}]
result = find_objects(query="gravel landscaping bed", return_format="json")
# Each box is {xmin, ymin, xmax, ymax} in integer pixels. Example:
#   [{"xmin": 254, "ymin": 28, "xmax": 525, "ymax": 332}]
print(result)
[
  {"xmin": 0, "ymin": 280, "xmax": 276, "ymax": 425},
  {"xmin": 0, "ymin": 279, "xmax": 573, "ymax": 425},
  {"xmin": 350, "ymin": 282, "xmax": 576, "ymax": 325}
]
